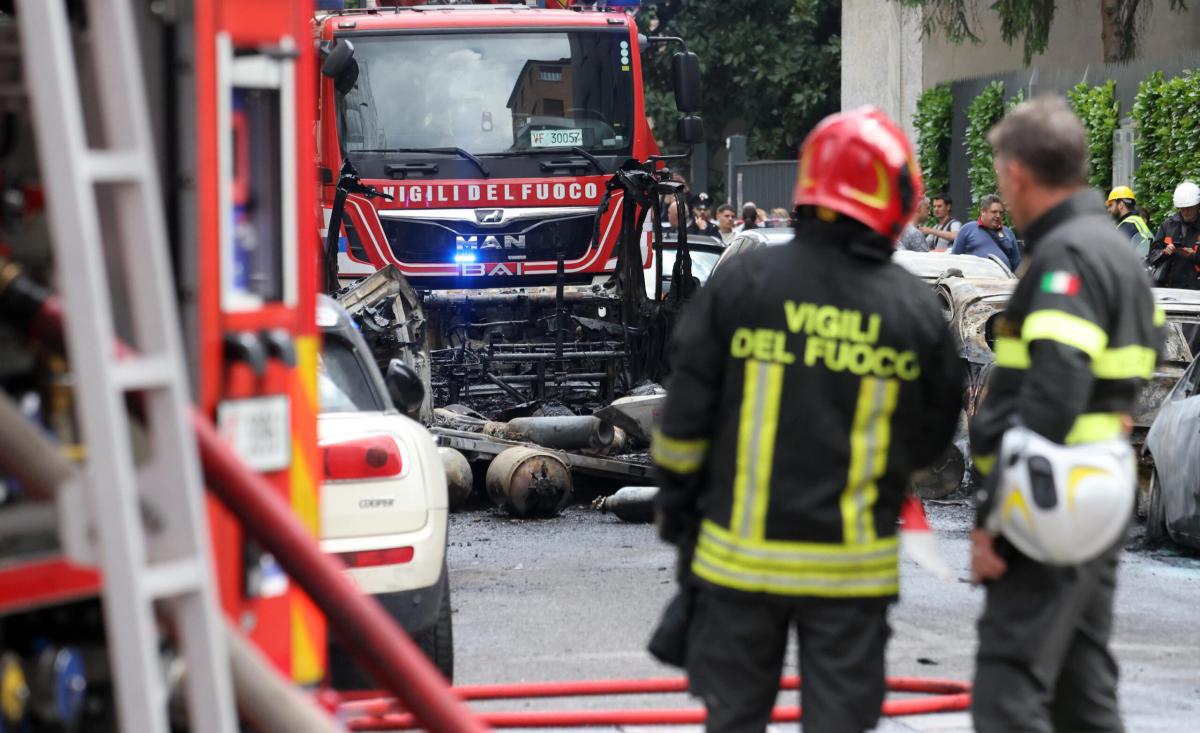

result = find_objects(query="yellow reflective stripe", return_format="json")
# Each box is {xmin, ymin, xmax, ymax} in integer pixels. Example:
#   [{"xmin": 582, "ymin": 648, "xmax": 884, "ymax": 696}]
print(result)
[
  {"xmin": 651, "ymin": 428, "xmax": 709, "ymax": 474},
  {"xmin": 1153, "ymin": 306, "xmax": 1166, "ymax": 328},
  {"xmin": 730, "ymin": 360, "xmax": 760, "ymax": 535},
  {"xmin": 699, "ymin": 519, "xmax": 898, "ymax": 564},
  {"xmin": 730, "ymin": 360, "xmax": 785, "ymax": 540},
  {"xmin": 1022, "ymin": 310, "xmax": 1108, "ymax": 358},
  {"xmin": 692, "ymin": 544, "xmax": 899, "ymax": 598},
  {"xmin": 694, "ymin": 522, "xmax": 900, "ymax": 597},
  {"xmin": 993, "ymin": 336, "xmax": 1030, "ymax": 370},
  {"xmin": 695, "ymin": 545, "xmax": 897, "ymax": 581},
  {"xmin": 751, "ymin": 364, "xmax": 784, "ymax": 541},
  {"xmin": 1064, "ymin": 412, "xmax": 1125, "ymax": 445},
  {"xmin": 840, "ymin": 377, "xmax": 899, "ymax": 545},
  {"xmin": 1092, "ymin": 344, "xmax": 1157, "ymax": 380},
  {"xmin": 974, "ymin": 453, "xmax": 996, "ymax": 476}
]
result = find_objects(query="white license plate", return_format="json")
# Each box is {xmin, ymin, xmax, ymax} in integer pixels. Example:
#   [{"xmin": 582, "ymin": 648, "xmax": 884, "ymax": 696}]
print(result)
[
  {"xmin": 530, "ymin": 128, "xmax": 583, "ymax": 148},
  {"xmin": 216, "ymin": 396, "xmax": 291, "ymax": 472}
]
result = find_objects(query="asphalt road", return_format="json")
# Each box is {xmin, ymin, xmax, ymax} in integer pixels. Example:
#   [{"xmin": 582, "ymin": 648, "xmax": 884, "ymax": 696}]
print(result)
[{"xmin": 443, "ymin": 495, "xmax": 1200, "ymax": 733}]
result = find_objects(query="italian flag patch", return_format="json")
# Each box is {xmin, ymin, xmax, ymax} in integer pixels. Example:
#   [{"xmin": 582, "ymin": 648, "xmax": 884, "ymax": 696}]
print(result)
[{"xmin": 1041, "ymin": 271, "xmax": 1080, "ymax": 296}]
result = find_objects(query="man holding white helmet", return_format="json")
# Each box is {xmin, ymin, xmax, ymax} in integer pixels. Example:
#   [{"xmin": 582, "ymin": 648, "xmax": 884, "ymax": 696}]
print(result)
[
  {"xmin": 1147, "ymin": 180, "xmax": 1200, "ymax": 288},
  {"xmin": 968, "ymin": 96, "xmax": 1162, "ymax": 732}
]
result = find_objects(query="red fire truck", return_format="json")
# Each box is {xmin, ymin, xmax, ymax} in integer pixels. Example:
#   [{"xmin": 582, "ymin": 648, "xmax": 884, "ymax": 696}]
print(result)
[{"xmin": 313, "ymin": 0, "xmax": 703, "ymax": 401}]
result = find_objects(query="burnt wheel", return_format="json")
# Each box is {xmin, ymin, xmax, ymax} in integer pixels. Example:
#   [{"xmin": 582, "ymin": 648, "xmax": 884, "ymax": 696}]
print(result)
[{"xmin": 1146, "ymin": 468, "xmax": 1169, "ymax": 545}]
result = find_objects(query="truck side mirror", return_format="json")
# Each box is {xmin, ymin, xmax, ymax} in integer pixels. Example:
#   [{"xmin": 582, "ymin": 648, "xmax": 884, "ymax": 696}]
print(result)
[
  {"xmin": 321, "ymin": 39, "xmax": 355, "ymax": 78},
  {"xmin": 671, "ymin": 51, "xmax": 702, "ymax": 113},
  {"xmin": 385, "ymin": 358, "xmax": 425, "ymax": 416},
  {"xmin": 320, "ymin": 39, "xmax": 358, "ymax": 95},
  {"xmin": 677, "ymin": 115, "xmax": 704, "ymax": 146}
]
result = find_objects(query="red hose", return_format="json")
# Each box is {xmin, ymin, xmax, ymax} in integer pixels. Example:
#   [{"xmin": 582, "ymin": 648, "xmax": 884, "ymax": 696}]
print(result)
[
  {"xmin": 23, "ymin": 292, "xmax": 488, "ymax": 733},
  {"xmin": 346, "ymin": 698, "xmax": 973, "ymax": 730},
  {"xmin": 195, "ymin": 418, "xmax": 487, "ymax": 733},
  {"xmin": 339, "ymin": 676, "xmax": 971, "ymax": 730}
]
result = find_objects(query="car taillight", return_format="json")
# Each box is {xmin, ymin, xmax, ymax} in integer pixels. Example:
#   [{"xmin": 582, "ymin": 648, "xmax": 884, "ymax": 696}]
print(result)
[
  {"xmin": 321, "ymin": 434, "xmax": 405, "ymax": 481},
  {"xmin": 338, "ymin": 547, "xmax": 414, "ymax": 568}
]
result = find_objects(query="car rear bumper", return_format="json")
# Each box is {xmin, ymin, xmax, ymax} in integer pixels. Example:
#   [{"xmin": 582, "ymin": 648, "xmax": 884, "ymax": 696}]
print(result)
[{"xmin": 321, "ymin": 508, "xmax": 448, "ymax": 596}]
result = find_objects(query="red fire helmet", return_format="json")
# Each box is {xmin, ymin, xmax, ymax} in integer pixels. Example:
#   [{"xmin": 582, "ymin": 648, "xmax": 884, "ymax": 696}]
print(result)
[{"xmin": 792, "ymin": 106, "xmax": 923, "ymax": 241}]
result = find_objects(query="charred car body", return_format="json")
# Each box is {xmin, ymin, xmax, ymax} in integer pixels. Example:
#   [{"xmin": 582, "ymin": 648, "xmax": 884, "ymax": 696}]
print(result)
[
  {"xmin": 939, "ymin": 279, "xmax": 1200, "ymax": 494},
  {"xmin": 1144, "ymin": 354, "xmax": 1200, "ymax": 549}
]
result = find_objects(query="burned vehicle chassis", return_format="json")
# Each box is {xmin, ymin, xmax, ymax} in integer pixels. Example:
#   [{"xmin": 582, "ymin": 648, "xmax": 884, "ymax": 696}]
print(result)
[
  {"xmin": 335, "ymin": 163, "xmax": 697, "ymax": 423},
  {"xmin": 424, "ymin": 287, "xmax": 628, "ymax": 408}
]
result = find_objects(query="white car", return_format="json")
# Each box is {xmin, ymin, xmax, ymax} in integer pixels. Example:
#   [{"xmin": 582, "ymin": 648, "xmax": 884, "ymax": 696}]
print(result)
[{"xmin": 316, "ymin": 295, "xmax": 452, "ymax": 684}]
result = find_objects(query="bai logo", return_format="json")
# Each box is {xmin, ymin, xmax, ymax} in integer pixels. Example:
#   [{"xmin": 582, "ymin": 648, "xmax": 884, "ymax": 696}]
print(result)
[{"xmin": 459, "ymin": 262, "xmax": 526, "ymax": 276}]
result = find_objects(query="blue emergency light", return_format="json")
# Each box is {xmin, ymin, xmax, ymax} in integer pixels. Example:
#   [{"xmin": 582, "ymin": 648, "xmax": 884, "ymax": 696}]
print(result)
[{"xmin": 454, "ymin": 252, "xmax": 478, "ymax": 264}]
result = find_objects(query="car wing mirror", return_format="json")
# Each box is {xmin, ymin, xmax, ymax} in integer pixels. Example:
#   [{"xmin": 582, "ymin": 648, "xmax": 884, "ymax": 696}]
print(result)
[{"xmin": 385, "ymin": 358, "xmax": 425, "ymax": 416}]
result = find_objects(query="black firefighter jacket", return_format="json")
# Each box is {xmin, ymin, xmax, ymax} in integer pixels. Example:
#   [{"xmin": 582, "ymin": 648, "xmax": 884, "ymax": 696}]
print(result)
[
  {"xmin": 1148, "ymin": 212, "xmax": 1200, "ymax": 289},
  {"xmin": 652, "ymin": 220, "xmax": 963, "ymax": 601},
  {"xmin": 970, "ymin": 191, "xmax": 1163, "ymax": 521}
]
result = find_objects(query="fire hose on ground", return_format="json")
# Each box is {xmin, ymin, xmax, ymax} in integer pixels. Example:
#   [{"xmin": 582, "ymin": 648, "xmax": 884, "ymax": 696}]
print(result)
[
  {"xmin": 0, "ymin": 261, "xmax": 487, "ymax": 733},
  {"xmin": 335, "ymin": 675, "xmax": 972, "ymax": 730},
  {"xmin": 0, "ymin": 260, "xmax": 973, "ymax": 731}
]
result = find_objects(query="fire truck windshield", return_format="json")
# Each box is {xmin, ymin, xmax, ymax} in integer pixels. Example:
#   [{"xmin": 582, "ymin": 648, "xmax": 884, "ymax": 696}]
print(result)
[{"xmin": 336, "ymin": 30, "xmax": 635, "ymax": 167}]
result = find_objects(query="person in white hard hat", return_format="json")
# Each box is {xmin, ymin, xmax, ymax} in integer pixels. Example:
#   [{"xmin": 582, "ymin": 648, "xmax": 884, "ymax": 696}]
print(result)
[{"xmin": 1147, "ymin": 180, "xmax": 1200, "ymax": 288}]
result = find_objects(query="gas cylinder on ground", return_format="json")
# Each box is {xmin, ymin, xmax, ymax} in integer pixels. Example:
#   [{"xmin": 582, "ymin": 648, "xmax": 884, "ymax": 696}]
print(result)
[
  {"xmin": 438, "ymin": 447, "xmax": 473, "ymax": 510},
  {"xmin": 592, "ymin": 485, "xmax": 658, "ymax": 523},
  {"xmin": 497, "ymin": 416, "xmax": 614, "ymax": 451},
  {"xmin": 485, "ymin": 447, "xmax": 572, "ymax": 517}
]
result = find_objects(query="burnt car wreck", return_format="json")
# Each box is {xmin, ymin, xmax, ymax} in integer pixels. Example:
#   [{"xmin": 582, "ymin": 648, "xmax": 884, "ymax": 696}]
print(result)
[{"xmin": 938, "ymin": 278, "xmax": 1200, "ymax": 497}]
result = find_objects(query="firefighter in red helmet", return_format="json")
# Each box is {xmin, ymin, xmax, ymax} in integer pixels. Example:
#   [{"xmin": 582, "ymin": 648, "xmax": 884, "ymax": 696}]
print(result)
[{"xmin": 651, "ymin": 107, "xmax": 963, "ymax": 732}]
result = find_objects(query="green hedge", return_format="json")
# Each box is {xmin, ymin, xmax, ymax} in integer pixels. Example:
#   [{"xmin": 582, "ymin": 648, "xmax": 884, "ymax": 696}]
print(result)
[
  {"xmin": 1067, "ymin": 80, "xmax": 1119, "ymax": 192},
  {"xmin": 964, "ymin": 81, "xmax": 1007, "ymax": 217},
  {"xmin": 914, "ymin": 83, "xmax": 953, "ymax": 200},
  {"xmin": 1133, "ymin": 69, "xmax": 1200, "ymax": 225}
]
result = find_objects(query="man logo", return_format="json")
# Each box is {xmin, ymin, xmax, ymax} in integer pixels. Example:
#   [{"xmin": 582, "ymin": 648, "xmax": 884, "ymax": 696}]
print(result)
[{"xmin": 476, "ymin": 209, "xmax": 504, "ymax": 224}]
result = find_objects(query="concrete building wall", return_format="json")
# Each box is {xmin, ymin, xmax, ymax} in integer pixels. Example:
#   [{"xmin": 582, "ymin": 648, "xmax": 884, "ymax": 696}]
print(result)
[
  {"xmin": 841, "ymin": 0, "xmax": 924, "ymax": 141},
  {"xmin": 843, "ymin": 0, "xmax": 1200, "ymax": 108},
  {"xmin": 923, "ymin": 0, "xmax": 1099, "ymax": 87},
  {"xmin": 922, "ymin": 0, "xmax": 1200, "ymax": 87}
]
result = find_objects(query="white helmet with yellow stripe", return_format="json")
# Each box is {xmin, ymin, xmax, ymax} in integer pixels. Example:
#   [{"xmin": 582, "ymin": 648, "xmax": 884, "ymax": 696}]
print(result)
[{"xmin": 985, "ymin": 426, "xmax": 1135, "ymax": 565}]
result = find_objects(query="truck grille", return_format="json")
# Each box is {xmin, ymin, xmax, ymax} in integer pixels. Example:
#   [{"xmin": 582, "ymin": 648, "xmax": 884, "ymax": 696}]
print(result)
[{"xmin": 378, "ymin": 213, "xmax": 597, "ymax": 264}]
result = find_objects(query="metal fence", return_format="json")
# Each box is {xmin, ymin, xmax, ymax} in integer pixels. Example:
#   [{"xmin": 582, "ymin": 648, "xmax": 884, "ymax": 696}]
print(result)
[{"xmin": 728, "ymin": 156, "xmax": 798, "ymax": 213}]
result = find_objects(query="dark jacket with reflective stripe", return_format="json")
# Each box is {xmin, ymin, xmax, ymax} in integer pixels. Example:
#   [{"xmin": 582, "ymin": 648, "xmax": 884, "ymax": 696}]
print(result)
[
  {"xmin": 1148, "ymin": 213, "xmax": 1200, "ymax": 289},
  {"xmin": 652, "ymin": 220, "xmax": 963, "ymax": 600},
  {"xmin": 970, "ymin": 192, "xmax": 1162, "ymax": 504}
]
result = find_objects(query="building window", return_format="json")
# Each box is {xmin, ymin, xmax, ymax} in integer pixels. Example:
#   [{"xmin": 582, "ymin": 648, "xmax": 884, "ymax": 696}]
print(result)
[{"xmin": 539, "ymin": 68, "xmax": 563, "ymax": 82}]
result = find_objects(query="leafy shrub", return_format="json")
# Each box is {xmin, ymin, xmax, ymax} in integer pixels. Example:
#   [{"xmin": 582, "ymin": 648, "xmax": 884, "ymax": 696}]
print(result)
[
  {"xmin": 1067, "ymin": 80, "xmax": 1119, "ymax": 192},
  {"xmin": 964, "ymin": 81, "xmax": 1007, "ymax": 217},
  {"xmin": 914, "ymin": 83, "xmax": 953, "ymax": 199},
  {"xmin": 1133, "ymin": 69, "xmax": 1200, "ymax": 225}
]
